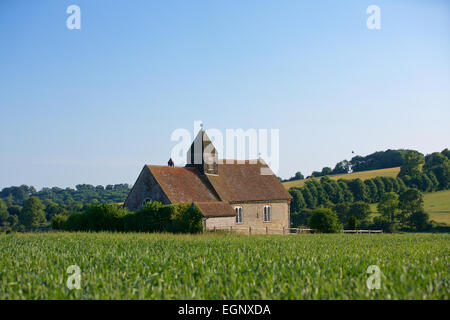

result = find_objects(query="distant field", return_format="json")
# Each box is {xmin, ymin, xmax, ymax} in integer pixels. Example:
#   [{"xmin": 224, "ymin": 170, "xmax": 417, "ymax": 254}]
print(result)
[
  {"xmin": 369, "ymin": 190, "xmax": 450, "ymax": 225},
  {"xmin": 0, "ymin": 232, "xmax": 448, "ymax": 299},
  {"xmin": 424, "ymin": 190, "xmax": 450, "ymax": 224},
  {"xmin": 283, "ymin": 167, "xmax": 401, "ymax": 189}
]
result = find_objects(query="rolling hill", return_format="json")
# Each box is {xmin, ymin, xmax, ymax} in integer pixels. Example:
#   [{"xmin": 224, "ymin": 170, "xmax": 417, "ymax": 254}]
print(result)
[
  {"xmin": 423, "ymin": 190, "xmax": 450, "ymax": 224},
  {"xmin": 282, "ymin": 167, "xmax": 449, "ymax": 225},
  {"xmin": 282, "ymin": 167, "xmax": 401, "ymax": 189}
]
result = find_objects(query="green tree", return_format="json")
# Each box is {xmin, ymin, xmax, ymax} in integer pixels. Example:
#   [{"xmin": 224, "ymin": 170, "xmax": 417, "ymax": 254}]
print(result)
[
  {"xmin": 381, "ymin": 176, "xmax": 393, "ymax": 193},
  {"xmin": 373, "ymin": 177, "xmax": 385, "ymax": 199},
  {"xmin": 51, "ymin": 214, "xmax": 67, "ymax": 230},
  {"xmin": 398, "ymin": 150, "xmax": 424, "ymax": 178},
  {"xmin": 329, "ymin": 179, "xmax": 345, "ymax": 204},
  {"xmin": 311, "ymin": 171, "xmax": 322, "ymax": 178},
  {"xmin": 423, "ymin": 152, "xmax": 450, "ymax": 190},
  {"xmin": 320, "ymin": 177, "xmax": 343, "ymax": 204},
  {"xmin": 364, "ymin": 179, "xmax": 378, "ymax": 203},
  {"xmin": 291, "ymin": 208, "xmax": 313, "ymax": 227},
  {"xmin": 4, "ymin": 195, "xmax": 13, "ymax": 207},
  {"xmin": 289, "ymin": 188, "xmax": 306, "ymax": 212},
  {"xmin": 409, "ymin": 210, "xmax": 430, "ymax": 231},
  {"xmin": 180, "ymin": 204, "xmax": 203, "ymax": 233},
  {"xmin": 301, "ymin": 187, "xmax": 316, "ymax": 209},
  {"xmin": 389, "ymin": 177, "xmax": 400, "ymax": 193},
  {"xmin": 348, "ymin": 202, "xmax": 371, "ymax": 222},
  {"xmin": 377, "ymin": 192, "xmax": 399, "ymax": 223},
  {"xmin": 372, "ymin": 216, "xmax": 397, "ymax": 233},
  {"xmin": 419, "ymin": 173, "xmax": 433, "ymax": 192},
  {"xmin": 426, "ymin": 171, "xmax": 439, "ymax": 191},
  {"xmin": 7, "ymin": 205, "xmax": 22, "ymax": 218},
  {"xmin": 399, "ymin": 188, "xmax": 424, "ymax": 214},
  {"xmin": 338, "ymin": 180, "xmax": 354, "ymax": 202},
  {"xmin": 396, "ymin": 178, "xmax": 407, "ymax": 194},
  {"xmin": 332, "ymin": 203, "xmax": 350, "ymax": 224},
  {"xmin": 20, "ymin": 197, "xmax": 46, "ymax": 229},
  {"xmin": 332, "ymin": 160, "xmax": 350, "ymax": 174},
  {"xmin": 321, "ymin": 167, "xmax": 332, "ymax": 176},
  {"xmin": 398, "ymin": 188, "xmax": 424, "ymax": 229},
  {"xmin": 348, "ymin": 179, "xmax": 368, "ymax": 202},
  {"xmin": 304, "ymin": 181, "xmax": 318, "ymax": 199},
  {"xmin": 44, "ymin": 201, "xmax": 62, "ymax": 220},
  {"xmin": 310, "ymin": 180, "xmax": 329, "ymax": 206},
  {"xmin": 347, "ymin": 215, "xmax": 358, "ymax": 230},
  {"xmin": 288, "ymin": 171, "xmax": 304, "ymax": 181},
  {"xmin": 442, "ymin": 148, "xmax": 450, "ymax": 159},
  {"xmin": 350, "ymin": 149, "xmax": 420, "ymax": 172},
  {"xmin": 0, "ymin": 199, "xmax": 10, "ymax": 227},
  {"xmin": 7, "ymin": 214, "xmax": 19, "ymax": 228},
  {"xmin": 308, "ymin": 208, "xmax": 342, "ymax": 233}
]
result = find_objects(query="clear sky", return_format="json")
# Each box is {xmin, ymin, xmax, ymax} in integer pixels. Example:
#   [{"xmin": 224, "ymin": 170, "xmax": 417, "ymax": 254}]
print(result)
[{"xmin": 0, "ymin": 0, "xmax": 449, "ymax": 190}]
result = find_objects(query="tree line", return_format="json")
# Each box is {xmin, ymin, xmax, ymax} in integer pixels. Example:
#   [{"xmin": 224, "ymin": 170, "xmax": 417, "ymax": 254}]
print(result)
[
  {"xmin": 0, "ymin": 195, "xmax": 204, "ymax": 234},
  {"xmin": 297, "ymin": 187, "xmax": 429, "ymax": 233},
  {"xmin": 284, "ymin": 149, "xmax": 429, "ymax": 181},
  {"xmin": 289, "ymin": 149, "xmax": 449, "ymax": 232},
  {"xmin": 0, "ymin": 184, "xmax": 131, "ymax": 232},
  {"xmin": 0, "ymin": 183, "xmax": 130, "ymax": 207}
]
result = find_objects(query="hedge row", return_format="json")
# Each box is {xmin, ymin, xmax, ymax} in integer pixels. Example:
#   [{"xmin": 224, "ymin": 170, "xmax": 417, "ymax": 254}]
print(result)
[
  {"xmin": 289, "ymin": 149, "xmax": 449, "ymax": 213},
  {"xmin": 289, "ymin": 176, "xmax": 409, "ymax": 212},
  {"xmin": 58, "ymin": 202, "xmax": 203, "ymax": 233}
]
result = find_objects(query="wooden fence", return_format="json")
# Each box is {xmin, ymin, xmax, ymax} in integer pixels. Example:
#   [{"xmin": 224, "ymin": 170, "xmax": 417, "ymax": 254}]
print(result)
[
  {"xmin": 342, "ymin": 229, "xmax": 383, "ymax": 234},
  {"xmin": 206, "ymin": 226, "xmax": 383, "ymax": 235}
]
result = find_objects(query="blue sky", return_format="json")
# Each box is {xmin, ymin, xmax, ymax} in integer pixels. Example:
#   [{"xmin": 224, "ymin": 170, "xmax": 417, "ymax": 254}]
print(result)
[{"xmin": 0, "ymin": 0, "xmax": 449, "ymax": 189}]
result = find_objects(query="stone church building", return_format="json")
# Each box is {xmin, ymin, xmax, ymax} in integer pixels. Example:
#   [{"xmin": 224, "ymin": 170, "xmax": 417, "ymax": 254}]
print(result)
[{"xmin": 124, "ymin": 130, "xmax": 292, "ymax": 232}]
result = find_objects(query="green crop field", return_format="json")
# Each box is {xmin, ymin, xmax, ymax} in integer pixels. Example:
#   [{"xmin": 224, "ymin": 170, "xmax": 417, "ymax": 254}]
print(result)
[
  {"xmin": 0, "ymin": 232, "xmax": 448, "ymax": 300},
  {"xmin": 283, "ymin": 167, "xmax": 401, "ymax": 189}
]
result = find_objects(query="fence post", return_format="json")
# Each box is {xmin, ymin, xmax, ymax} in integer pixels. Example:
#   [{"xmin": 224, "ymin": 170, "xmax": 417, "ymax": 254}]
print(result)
[
  {"xmin": 266, "ymin": 226, "xmax": 268, "ymax": 235},
  {"xmin": 249, "ymin": 226, "xmax": 251, "ymax": 235},
  {"xmin": 229, "ymin": 226, "xmax": 232, "ymax": 234},
  {"xmin": 213, "ymin": 226, "xmax": 216, "ymax": 233},
  {"xmin": 282, "ymin": 226, "xmax": 285, "ymax": 235}
]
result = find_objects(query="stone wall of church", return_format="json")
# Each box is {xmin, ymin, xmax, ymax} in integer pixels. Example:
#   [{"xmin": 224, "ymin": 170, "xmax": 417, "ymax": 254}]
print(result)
[
  {"xmin": 204, "ymin": 200, "xmax": 290, "ymax": 234},
  {"xmin": 204, "ymin": 216, "xmax": 236, "ymax": 230},
  {"xmin": 123, "ymin": 166, "xmax": 170, "ymax": 211}
]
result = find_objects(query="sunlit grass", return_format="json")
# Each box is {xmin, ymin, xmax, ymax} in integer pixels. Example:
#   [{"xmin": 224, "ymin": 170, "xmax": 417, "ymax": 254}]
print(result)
[
  {"xmin": 0, "ymin": 232, "xmax": 448, "ymax": 299},
  {"xmin": 283, "ymin": 167, "xmax": 401, "ymax": 189},
  {"xmin": 369, "ymin": 190, "xmax": 450, "ymax": 225}
]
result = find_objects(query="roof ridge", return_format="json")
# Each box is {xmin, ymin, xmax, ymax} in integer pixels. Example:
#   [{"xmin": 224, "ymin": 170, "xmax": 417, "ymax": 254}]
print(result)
[
  {"xmin": 193, "ymin": 201, "xmax": 228, "ymax": 204},
  {"xmin": 146, "ymin": 164, "xmax": 191, "ymax": 169},
  {"xmin": 197, "ymin": 173, "xmax": 222, "ymax": 202}
]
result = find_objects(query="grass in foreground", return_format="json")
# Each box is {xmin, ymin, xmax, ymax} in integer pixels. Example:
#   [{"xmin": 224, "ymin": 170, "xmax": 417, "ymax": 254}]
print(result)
[
  {"xmin": 283, "ymin": 167, "xmax": 400, "ymax": 189},
  {"xmin": 0, "ymin": 232, "xmax": 448, "ymax": 299}
]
